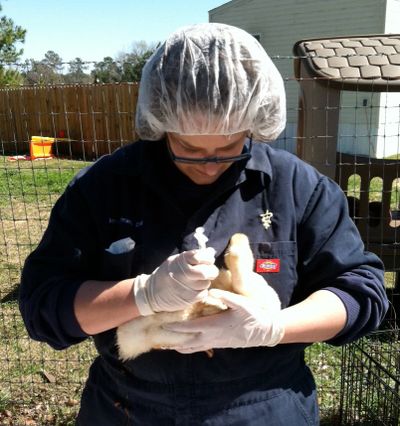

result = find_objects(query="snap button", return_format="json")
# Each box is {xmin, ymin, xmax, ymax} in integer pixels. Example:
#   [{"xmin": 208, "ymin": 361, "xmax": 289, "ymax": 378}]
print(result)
[{"xmin": 260, "ymin": 242, "xmax": 272, "ymax": 252}]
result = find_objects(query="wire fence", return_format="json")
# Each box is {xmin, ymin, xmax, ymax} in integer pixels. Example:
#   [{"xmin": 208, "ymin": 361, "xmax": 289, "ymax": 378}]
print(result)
[
  {"xmin": 0, "ymin": 45, "xmax": 399, "ymax": 424},
  {"xmin": 340, "ymin": 329, "xmax": 400, "ymax": 425}
]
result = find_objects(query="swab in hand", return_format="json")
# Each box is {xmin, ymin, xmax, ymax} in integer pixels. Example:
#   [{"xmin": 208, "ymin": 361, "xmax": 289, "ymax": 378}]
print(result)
[{"xmin": 194, "ymin": 227, "xmax": 208, "ymax": 250}]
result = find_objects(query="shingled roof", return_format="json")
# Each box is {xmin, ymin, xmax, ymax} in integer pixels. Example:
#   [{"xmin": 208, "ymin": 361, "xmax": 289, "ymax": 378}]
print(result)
[{"xmin": 294, "ymin": 35, "xmax": 400, "ymax": 91}]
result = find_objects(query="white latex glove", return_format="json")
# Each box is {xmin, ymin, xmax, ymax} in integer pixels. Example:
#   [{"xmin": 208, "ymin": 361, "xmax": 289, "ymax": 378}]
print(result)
[
  {"xmin": 133, "ymin": 248, "xmax": 219, "ymax": 316},
  {"xmin": 162, "ymin": 288, "xmax": 285, "ymax": 353}
]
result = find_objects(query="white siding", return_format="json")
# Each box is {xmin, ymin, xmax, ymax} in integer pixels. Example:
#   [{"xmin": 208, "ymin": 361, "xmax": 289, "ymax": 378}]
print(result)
[
  {"xmin": 385, "ymin": 0, "xmax": 400, "ymax": 32},
  {"xmin": 376, "ymin": 92, "xmax": 400, "ymax": 158},
  {"xmin": 209, "ymin": 0, "xmax": 397, "ymax": 157},
  {"xmin": 338, "ymin": 92, "xmax": 383, "ymax": 157},
  {"xmin": 377, "ymin": 0, "xmax": 400, "ymax": 157}
]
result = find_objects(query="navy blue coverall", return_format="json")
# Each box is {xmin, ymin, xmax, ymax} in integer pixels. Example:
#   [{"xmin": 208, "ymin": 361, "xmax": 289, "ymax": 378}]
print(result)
[{"xmin": 19, "ymin": 140, "xmax": 388, "ymax": 425}]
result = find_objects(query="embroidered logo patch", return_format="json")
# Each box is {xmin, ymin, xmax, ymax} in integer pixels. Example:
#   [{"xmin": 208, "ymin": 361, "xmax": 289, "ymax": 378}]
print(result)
[
  {"xmin": 260, "ymin": 210, "xmax": 273, "ymax": 230},
  {"xmin": 256, "ymin": 259, "xmax": 280, "ymax": 273}
]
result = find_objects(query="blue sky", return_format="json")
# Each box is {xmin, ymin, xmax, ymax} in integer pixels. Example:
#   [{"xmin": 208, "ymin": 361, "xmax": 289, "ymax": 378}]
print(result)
[{"xmin": 2, "ymin": 0, "xmax": 226, "ymax": 62}]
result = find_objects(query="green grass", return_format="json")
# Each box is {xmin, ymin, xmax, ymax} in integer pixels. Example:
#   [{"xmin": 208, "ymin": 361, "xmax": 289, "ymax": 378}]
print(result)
[
  {"xmin": 348, "ymin": 151, "xmax": 400, "ymax": 209},
  {"xmin": 0, "ymin": 292, "xmax": 96, "ymax": 425},
  {"xmin": 347, "ymin": 174, "xmax": 400, "ymax": 209},
  {"xmin": 0, "ymin": 157, "xmax": 91, "ymax": 206},
  {"xmin": 0, "ymin": 156, "xmax": 93, "ymax": 424},
  {"xmin": 386, "ymin": 154, "xmax": 400, "ymax": 160},
  {"xmin": 306, "ymin": 343, "xmax": 343, "ymax": 423}
]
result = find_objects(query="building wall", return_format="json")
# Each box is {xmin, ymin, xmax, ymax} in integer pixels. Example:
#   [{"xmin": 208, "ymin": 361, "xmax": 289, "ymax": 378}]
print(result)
[
  {"xmin": 338, "ymin": 91, "xmax": 382, "ymax": 158},
  {"xmin": 340, "ymin": 90, "xmax": 400, "ymax": 159},
  {"xmin": 376, "ymin": 92, "xmax": 400, "ymax": 158},
  {"xmin": 378, "ymin": 0, "xmax": 400, "ymax": 157},
  {"xmin": 209, "ymin": 0, "xmax": 397, "ymax": 157},
  {"xmin": 385, "ymin": 0, "xmax": 400, "ymax": 33}
]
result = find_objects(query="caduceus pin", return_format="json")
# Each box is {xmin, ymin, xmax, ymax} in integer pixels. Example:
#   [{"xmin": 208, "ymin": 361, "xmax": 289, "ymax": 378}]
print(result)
[{"xmin": 260, "ymin": 210, "xmax": 273, "ymax": 230}]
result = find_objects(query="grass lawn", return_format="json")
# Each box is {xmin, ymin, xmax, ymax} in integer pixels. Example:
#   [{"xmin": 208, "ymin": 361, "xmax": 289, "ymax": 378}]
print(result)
[
  {"xmin": 0, "ymin": 155, "xmax": 95, "ymax": 425},
  {"xmin": 346, "ymin": 173, "xmax": 400, "ymax": 209},
  {"xmin": 0, "ymin": 154, "xmax": 398, "ymax": 424}
]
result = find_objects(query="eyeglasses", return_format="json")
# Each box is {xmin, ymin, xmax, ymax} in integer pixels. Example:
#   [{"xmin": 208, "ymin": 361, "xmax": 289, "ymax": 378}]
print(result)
[{"xmin": 166, "ymin": 137, "xmax": 253, "ymax": 164}]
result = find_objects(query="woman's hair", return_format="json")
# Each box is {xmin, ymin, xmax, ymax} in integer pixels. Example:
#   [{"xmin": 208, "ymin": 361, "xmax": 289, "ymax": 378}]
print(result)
[{"xmin": 135, "ymin": 23, "xmax": 286, "ymax": 141}]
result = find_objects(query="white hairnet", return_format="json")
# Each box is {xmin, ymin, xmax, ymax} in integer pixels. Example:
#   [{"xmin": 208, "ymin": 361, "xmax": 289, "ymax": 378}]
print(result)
[{"xmin": 135, "ymin": 23, "xmax": 286, "ymax": 141}]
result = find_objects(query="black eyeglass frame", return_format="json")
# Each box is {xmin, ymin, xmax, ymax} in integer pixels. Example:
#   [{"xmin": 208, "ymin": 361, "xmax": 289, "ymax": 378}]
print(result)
[{"xmin": 166, "ymin": 136, "xmax": 253, "ymax": 164}]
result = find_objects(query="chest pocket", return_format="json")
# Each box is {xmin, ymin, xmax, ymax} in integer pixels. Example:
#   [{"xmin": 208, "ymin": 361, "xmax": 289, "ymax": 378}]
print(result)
[
  {"xmin": 250, "ymin": 241, "xmax": 297, "ymax": 308},
  {"xmin": 101, "ymin": 238, "xmax": 139, "ymax": 281}
]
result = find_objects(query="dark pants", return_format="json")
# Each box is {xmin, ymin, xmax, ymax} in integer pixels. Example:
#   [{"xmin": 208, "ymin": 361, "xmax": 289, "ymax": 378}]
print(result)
[{"xmin": 76, "ymin": 358, "xmax": 319, "ymax": 426}]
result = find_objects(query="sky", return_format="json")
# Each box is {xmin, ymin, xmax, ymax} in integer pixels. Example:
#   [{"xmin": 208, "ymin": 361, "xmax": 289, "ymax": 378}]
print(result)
[{"xmin": 2, "ymin": 0, "xmax": 227, "ymax": 63}]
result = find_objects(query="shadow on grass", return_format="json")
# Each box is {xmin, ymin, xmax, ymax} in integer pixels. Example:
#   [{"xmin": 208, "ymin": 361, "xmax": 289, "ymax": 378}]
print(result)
[{"xmin": 1, "ymin": 285, "xmax": 19, "ymax": 303}]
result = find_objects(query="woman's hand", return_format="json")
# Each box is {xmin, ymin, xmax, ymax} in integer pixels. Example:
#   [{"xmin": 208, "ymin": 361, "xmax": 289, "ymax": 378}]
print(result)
[
  {"xmin": 162, "ymin": 288, "xmax": 285, "ymax": 353},
  {"xmin": 134, "ymin": 248, "xmax": 219, "ymax": 315}
]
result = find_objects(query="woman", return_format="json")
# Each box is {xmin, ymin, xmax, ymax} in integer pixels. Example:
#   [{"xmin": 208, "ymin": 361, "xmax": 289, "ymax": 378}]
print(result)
[{"xmin": 19, "ymin": 23, "xmax": 388, "ymax": 425}]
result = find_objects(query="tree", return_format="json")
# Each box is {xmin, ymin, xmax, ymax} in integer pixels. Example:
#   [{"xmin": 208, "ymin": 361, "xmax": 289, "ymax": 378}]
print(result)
[
  {"xmin": 0, "ymin": 3, "xmax": 26, "ymax": 85},
  {"xmin": 117, "ymin": 41, "xmax": 157, "ymax": 82},
  {"xmin": 23, "ymin": 55, "xmax": 64, "ymax": 85},
  {"xmin": 65, "ymin": 57, "xmax": 91, "ymax": 84},
  {"xmin": 42, "ymin": 50, "xmax": 63, "ymax": 73},
  {"xmin": 23, "ymin": 50, "xmax": 65, "ymax": 84},
  {"xmin": 68, "ymin": 57, "xmax": 87, "ymax": 75},
  {"xmin": 91, "ymin": 41, "xmax": 158, "ymax": 84},
  {"xmin": 91, "ymin": 56, "xmax": 121, "ymax": 83},
  {"xmin": 0, "ymin": 66, "xmax": 23, "ymax": 85}
]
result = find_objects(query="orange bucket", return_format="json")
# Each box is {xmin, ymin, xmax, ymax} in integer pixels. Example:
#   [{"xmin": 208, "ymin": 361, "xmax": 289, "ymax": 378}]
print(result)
[{"xmin": 30, "ymin": 136, "xmax": 55, "ymax": 160}]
